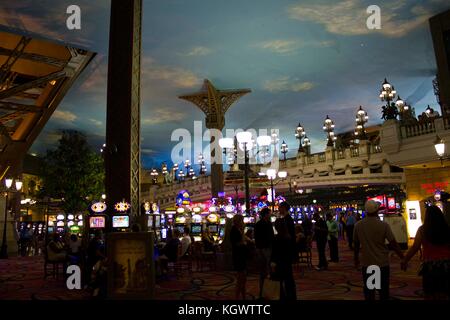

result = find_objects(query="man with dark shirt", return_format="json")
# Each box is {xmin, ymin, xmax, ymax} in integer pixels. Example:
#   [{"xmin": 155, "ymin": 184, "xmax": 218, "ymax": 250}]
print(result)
[
  {"xmin": 313, "ymin": 212, "xmax": 329, "ymax": 271},
  {"xmin": 254, "ymin": 207, "xmax": 274, "ymax": 299},
  {"xmin": 278, "ymin": 202, "xmax": 297, "ymax": 300}
]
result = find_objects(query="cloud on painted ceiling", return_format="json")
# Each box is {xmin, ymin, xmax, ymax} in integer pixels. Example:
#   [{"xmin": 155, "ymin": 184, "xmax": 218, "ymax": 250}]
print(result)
[
  {"xmin": 255, "ymin": 39, "xmax": 301, "ymax": 55},
  {"xmin": 52, "ymin": 110, "xmax": 78, "ymax": 122},
  {"xmin": 142, "ymin": 108, "xmax": 185, "ymax": 126},
  {"xmin": 181, "ymin": 46, "xmax": 213, "ymax": 57},
  {"xmin": 263, "ymin": 77, "xmax": 315, "ymax": 93},
  {"xmin": 142, "ymin": 57, "xmax": 202, "ymax": 89},
  {"xmin": 89, "ymin": 118, "xmax": 103, "ymax": 127},
  {"xmin": 287, "ymin": 0, "xmax": 440, "ymax": 38}
]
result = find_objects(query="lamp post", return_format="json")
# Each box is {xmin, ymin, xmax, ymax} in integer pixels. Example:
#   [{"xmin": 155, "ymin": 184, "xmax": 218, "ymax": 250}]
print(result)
[
  {"xmin": 354, "ymin": 106, "xmax": 369, "ymax": 140},
  {"xmin": 1, "ymin": 178, "xmax": 22, "ymax": 259},
  {"xmin": 256, "ymin": 135, "xmax": 271, "ymax": 164},
  {"xmin": 173, "ymin": 163, "xmax": 179, "ymax": 182},
  {"xmin": 219, "ymin": 137, "xmax": 234, "ymax": 167},
  {"xmin": 303, "ymin": 135, "xmax": 311, "ymax": 156},
  {"xmin": 281, "ymin": 140, "xmax": 288, "ymax": 162},
  {"xmin": 236, "ymin": 131, "xmax": 253, "ymax": 214},
  {"xmin": 380, "ymin": 78, "xmax": 399, "ymax": 120},
  {"xmin": 150, "ymin": 168, "xmax": 159, "ymax": 185},
  {"xmin": 266, "ymin": 169, "xmax": 287, "ymax": 213},
  {"xmin": 295, "ymin": 123, "xmax": 305, "ymax": 153},
  {"xmin": 323, "ymin": 115, "xmax": 337, "ymax": 147},
  {"xmin": 434, "ymin": 135, "xmax": 447, "ymax": 165},
  {"xmin": 198, "ymin": 154, "xmax": 207, "ymax": 175}
]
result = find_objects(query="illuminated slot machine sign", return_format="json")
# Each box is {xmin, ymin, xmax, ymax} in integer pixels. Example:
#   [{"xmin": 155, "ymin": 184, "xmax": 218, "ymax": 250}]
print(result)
[
  {"xmin": 89, "ymin": 201, "xmax": 107, "ymax": 235},
  {"xmin": 55, "ymin": 214, "xmax": 66, "ymax": 234},
  {"xmin": 67, "ymin": 214, "xmax": 84, "ymax": 236},
  {"xmin": 112, "ymin": 201, "xmax": 130, "ymax": 232},
  {"xmin": 46, "ymin": 215, "xmax": 57, "ymax": 234}
]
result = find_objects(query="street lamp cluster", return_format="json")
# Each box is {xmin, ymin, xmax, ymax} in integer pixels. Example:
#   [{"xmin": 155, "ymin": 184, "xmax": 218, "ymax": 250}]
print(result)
[
  {"xmin": 323, "ymin": 115, "xmax": 337, "ymax": 147},
  {"xmin": 1, "ymin": 177, "xmax": 23, "ymax": 259},
  {"xmin": 354, "ymin": 106, "xmax": 369, "ymax": 140}
]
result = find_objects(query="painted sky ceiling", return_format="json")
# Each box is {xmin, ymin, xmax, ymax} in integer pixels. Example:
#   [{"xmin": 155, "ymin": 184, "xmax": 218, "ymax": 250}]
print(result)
[{"xmin": 0, "ymin": 0, "xmax": 448, "ymax": 169}]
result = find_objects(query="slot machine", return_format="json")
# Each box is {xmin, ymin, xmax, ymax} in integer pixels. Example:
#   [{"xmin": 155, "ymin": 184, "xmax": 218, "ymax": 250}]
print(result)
[
  {"xmin": 89, "ymin": 201, "xmax": 108, "ymax": 238},
  {"xmin": 67, "ymin": 214, "xmax": 84, "ymax": 237},
  {"xmin": 206, "ymin": 213, "xmax": 220, "ymax": 240},
  {"xmin": 174, "ymin": 207, "xmax": 188, "ymax": 236},
  {"xmin": 112, "ymin": 201, "xmax": 131, "ymax": 232},
  {"xmin": 191, "ymin": 212, "xmax": 203, "ymax": 241},
  {"xmin": 55, "ymin": 214, "xmax": 66, "ymax": 235},
  {"xmin": 46, "ymin": 215, "xmax": 57, "ymax": 235}
]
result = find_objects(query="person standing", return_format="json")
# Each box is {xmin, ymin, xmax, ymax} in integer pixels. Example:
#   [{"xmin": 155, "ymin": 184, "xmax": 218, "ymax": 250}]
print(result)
[
  {"xmin": 326, "ymin": 213, "xmax": 339, "ymax": 263},
  {"xmin": 313, "ymin": 212, "xmax": 328, "ymax": 271},
  {"xmin": 346, "ymin": 211, "xmax": 356, "ymax": 249},
  {"xmin": 254, "ymin": 207, "xmax": 274, "ymax": 299},
  {"xmin": 230, "ymin": 215, "xmax": 249, "ymax": 300},
  {"xmin": 181, "ymin": 226, "xmax": 192, "ymax": 257},
  {"xmin": 401, "ymin": 205, "xmax": 450, "ymax": 300},
  {"xmin": 277, "ymin": 202, "xmax": 297, "ymax": 299},
  {"xmin": 354, "ymin": 200, "xmax": 404, "ymax": 300},
  {"xmin": 271, "ymin": 219, "xmax": 296, "ymax": 300},
  {"xmin": 339, "ymin": 212, "xmax": 346, "ymax": 241}
]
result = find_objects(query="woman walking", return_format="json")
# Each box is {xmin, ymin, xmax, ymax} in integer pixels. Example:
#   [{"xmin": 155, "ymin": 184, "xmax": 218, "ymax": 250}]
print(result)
[
  {"xmin": 230, "ymin": 215, "xmax": 249, "ymax": 300},
  {"xmin": 402, "ymin": 205, "xmax": 450, "ymax": 300}
]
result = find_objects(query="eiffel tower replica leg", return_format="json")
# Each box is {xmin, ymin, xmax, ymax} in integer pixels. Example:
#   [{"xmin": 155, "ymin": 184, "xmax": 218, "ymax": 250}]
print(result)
[
  {"xmin": 179, "ymin": 80, "xmax": 251, "ymax": 197},
  {"xmin": 105, "ymin": 0, "xmax": 142, "ymax": 219}
]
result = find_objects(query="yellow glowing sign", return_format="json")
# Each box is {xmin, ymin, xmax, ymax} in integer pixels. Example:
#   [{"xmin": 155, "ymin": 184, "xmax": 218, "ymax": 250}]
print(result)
[
  {"xmin": 91, "ymin": 202, "xmax": 107, "ymax": 213},
  {"xmin": 114, "ymin": 201, "xmax": 130, "ymax": 212}
]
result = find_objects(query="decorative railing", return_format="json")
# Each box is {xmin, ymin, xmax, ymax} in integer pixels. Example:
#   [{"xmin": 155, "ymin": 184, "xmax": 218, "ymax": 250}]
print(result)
[
  {"xmin": 401, "ymin": 121, "xmax": 435, "ymax": 138},
  {"xmin": 318, "ymin": 153, "xmax": 326, "ymax": 163},
  {"xmin": 336, "ymin": 150, "xmax": 345, "ymax": 160}
]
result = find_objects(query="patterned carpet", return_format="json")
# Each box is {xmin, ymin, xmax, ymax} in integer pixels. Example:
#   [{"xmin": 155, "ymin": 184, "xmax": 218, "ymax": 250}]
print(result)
[{"xmin": 0, "ymin": 239, "xmax": 423, "ymax": 300}]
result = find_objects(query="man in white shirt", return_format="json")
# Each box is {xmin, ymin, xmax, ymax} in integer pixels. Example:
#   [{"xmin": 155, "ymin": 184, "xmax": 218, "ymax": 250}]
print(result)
[
  {"xmin": 181, "ymin": 226, "xmax": 192, "ymax": 257},
  {"xmin": 354, "ymin": 200, "xmax": 404, "ymax": 300}
]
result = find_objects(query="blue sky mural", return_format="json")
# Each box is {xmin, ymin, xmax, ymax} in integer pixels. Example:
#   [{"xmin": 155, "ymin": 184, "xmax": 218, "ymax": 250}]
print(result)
[{"xmin": 0, "ymin": 0, "xmax": 449, "ymax": 169}]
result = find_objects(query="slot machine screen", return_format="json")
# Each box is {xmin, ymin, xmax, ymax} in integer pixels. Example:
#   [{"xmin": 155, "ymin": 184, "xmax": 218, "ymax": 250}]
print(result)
[
  {"xmin": 219, "ymin": 228, "xmax": 225, "ymax": 238},
  {"xmin": 112, "ymin": 216, "xmax": 130, "ymax": 228},
  {"xmin": 155, "ymin": 216, "xmax": 161, "ymax": 228},
  {"xmin": 173, "ymin": 226, "xmax": 183, "ymax": 235},
  {"xmin": 147, "ymin": 216, "xmax": 153, "ymax": 228},
  {"xmin": 161, "ymin": 228, "xmax": 167, "ymax": 240},
  {"xmin": 208, "ymin": 225, "xmax": 218, "ymax": 233},
  {"xmin": 270, "ymin": 216, "xmax": 276, "ymax": 223},
  {"xmin": 191, "ymin": 225, "xmax": 202, "ymax": 235},
  {"xmin": 243, "ymin": 217, "xmax": 250, "ymax": 224},
  {"xmin": 47, "ymin": 227, "xmax": 54, "ymax": 233},
  {"xmin": 89, "ymin": 216, "xmax": 106, "ymax": 229},
  {"xmin": 155, "ymin": 231, "xmax": 161, "ymax": 241},
  {"xmin": 220, "ymin": 218, "xmax": 226, "ymax": 225}
]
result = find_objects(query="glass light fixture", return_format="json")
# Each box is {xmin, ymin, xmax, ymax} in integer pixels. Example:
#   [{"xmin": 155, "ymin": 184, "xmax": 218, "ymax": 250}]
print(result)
[
  {"xmin": 278, "ymin": 171, "xmax": 288, "ymax": 179},
  {"xmin": 5, "ymin": 178, "xmax": 13, "ymax": 189},
  {"xmin": 15, "ymin": 180, "xmax": 23, "ymax": 191},
  {"xmin": 434, "ymin": 135, "xmax": 445, "ymax": 158},
  {"xmin": 219, "ymin": 137, "xmax": 234, "ymax": 149},
  {"xmin": 266, "ymin": 168, "xmax": 277, "ymax": 180}
]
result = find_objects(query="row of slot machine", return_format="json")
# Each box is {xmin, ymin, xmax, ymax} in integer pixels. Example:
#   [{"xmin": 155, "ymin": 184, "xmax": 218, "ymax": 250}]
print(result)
[
  {"xmin": 145, "ymin": 190, "xmax": 259, "ymax": 243},
  {"xmin": 46, "ymin": 213, "xmax": 85, "ymax": 236},
  {"xmin": 18, "ymin": 221, "xmax": 45, "ymax": 236},
  {"xmin": 288, "ymin": 205, "xmax": 324, "ymax": 224}
]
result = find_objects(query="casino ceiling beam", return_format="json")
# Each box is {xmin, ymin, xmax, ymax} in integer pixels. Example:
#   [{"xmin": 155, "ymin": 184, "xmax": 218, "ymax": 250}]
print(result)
[
  {"xmin": 0, "ymin": 70, "xmax": 67, "ymax": 100},
  {"xmin": 0, "ymin": 111, "xmax": 28, "ymax": 124},
  {"xmin": 0, "ymin": 101, "xmax": 42, "ymax": 113},
  {"xmin": 0, "ymin": 47, "xmax": 66, "ymax": 68},
  {"xmin": 0, "ymin": 36, "xmax": 31, "ymax": 85}
]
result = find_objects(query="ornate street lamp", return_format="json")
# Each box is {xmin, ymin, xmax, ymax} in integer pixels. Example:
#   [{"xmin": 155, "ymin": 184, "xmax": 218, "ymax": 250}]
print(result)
[
  {"xmin": 172, "ymin": 163, "xmax": 179, "ymax": 182},
  {"xmin": 354, "ymin": 106, "xmax": 369, "ymax": 140},
  {"xmin": 256, "ymin": 135, "xmax": 271, "ymax": 164},
  {"xmin": 236, "ymin": 131, "xmax": 253, "ymax": 214},
  {"xmin": 219, "ymin": 137, "xmax": 235, "ymax": 166},
  {"xmin": 178, "ymin": 169, "xmax": 185, "ymax": 181},
  {"xmin": 150, "ymin": 168, "xmax": 159, "ymax": 185},
  {"xmin": 295, "ymin": 123, "xmax": 306, "ymax": 153},
  {"xmin": 380, "ymin": 78, "xmax": 399, "ymax": 120},
  {"xmin": 266, "ymin": 168, "xmax": 288, "ymax": 212},
  {"xmin": 434, "ymin": 135, "xmax": 447, "ymax": 165},
  {"xmin": 303, "ymin": 135, "xmax": 311, "ymax": 155},
  {"xmin": 1, "ymin": 178, "xmax": 22, "ymax": 259},
  {"xmin": 323, "ymin": 115, "xmax": 337, "ymax": 147},
  {"xmin": 198, "ymin": 154, "xmax": 207, "ymax": 175},
  {"xmin": 281, "ymin": 140, "xmax": 288, "ymax": 161}
]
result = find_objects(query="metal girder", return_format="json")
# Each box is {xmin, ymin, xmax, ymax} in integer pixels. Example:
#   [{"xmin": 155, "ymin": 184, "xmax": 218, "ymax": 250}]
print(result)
[
  {"xmin": 0, "ymin": 47, "xmax": 66, "ymax": 68},
  {"xmin": 0, "ymin": 111, "xmax": 28, "ymax": 124},
  {"xmin": 0, "ymin": 101, "xmax": 42, "ymax": 113},
  {"xmin": 0, "ymin": 70, "xmax": 66, "ymax": 100},
  {"xmin": 0, "ymin": 36, "xmax": 31, "ymax": 85}
]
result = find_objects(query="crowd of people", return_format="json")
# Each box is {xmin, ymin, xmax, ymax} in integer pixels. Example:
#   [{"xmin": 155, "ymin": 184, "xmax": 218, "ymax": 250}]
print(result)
[{"xmin": 223, "ymin": 200, "xmax": 450, "ymax": 301}]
